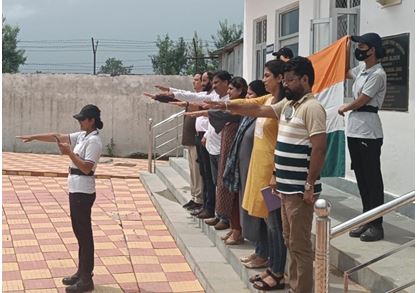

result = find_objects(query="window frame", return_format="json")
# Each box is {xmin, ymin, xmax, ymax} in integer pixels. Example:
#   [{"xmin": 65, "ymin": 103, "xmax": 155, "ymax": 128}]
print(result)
[{"xmin": 275, "ymin": 2, "xmax": 299, "ymax": 56}]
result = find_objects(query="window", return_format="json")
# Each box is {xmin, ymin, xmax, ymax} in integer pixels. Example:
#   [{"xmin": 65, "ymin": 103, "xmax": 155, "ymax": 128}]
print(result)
[
  {"xmin": 254, "ymin": 17, "xmax": 267, "ymax": 80},
  {"xmin": 276, "ymin": 6, "xmax": 299, "ymax": 56}
]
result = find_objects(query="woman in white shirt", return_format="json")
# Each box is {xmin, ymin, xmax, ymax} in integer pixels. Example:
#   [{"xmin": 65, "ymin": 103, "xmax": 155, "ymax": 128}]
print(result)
[{"xmin": 17, "ymin": 104, "xmax": 103, "ymax": 293}]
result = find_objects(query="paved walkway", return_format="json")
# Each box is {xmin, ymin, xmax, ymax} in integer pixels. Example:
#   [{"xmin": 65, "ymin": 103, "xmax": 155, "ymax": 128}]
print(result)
[{"xmin": 2, "ymin": 152, "xmax": 203, "ymax": 293}]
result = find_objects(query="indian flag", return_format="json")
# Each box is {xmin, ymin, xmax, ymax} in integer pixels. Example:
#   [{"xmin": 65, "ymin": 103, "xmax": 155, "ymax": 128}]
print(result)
[{"xmin": 309, "ymin": 36, "xmax": 349, "ymax": 177}]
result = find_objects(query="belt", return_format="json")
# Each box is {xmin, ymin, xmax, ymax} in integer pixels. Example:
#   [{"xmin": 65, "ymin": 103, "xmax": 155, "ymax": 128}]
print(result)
[
  {"xmin": 355, "ymin": 105, "xmax": 378, "ymax": 113},
  {"xmin": 69, "ymin": 167, "xmax": 94, "ymax": 176}
]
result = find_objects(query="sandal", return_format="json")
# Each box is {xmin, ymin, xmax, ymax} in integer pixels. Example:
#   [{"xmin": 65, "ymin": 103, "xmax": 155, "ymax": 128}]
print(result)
[
  {"xmin": 253, "ymin": 270, "xmax": 285, "ymax": 291},
  {"xmin": 240, "ymin": 252, "xmax": 257, "ymax": 263},
  {"xmin": 243, "ymin": 257, "xmax": 269, "ymax": 269},
  {"xmin": 220, "ymin": 230, "xmax": 233, "ymax": 241},
  {"xmin": 249, "ymin": 268, "xmax": 271, "ymax": 283},
  {"xmin": 224, "ymin": 235, "xmax": 244, "ymax": 245}
]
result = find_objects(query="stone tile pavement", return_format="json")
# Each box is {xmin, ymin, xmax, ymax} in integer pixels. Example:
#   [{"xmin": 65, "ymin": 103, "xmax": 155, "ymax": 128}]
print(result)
[{"xmin": 2, "ymin": 152, "xmax": 203, "ymax": 293}]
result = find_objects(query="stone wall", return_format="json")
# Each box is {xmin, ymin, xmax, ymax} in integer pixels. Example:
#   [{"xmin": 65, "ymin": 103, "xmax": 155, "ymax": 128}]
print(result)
[{"xmin": 2, "ymin": 73, "xmax": 193, "ymax": 157}]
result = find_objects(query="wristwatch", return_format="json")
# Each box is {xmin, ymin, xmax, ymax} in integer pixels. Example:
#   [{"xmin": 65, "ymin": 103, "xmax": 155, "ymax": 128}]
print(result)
[{"xmin": 304, "ymin": 182, "xmax": 313, "ymax": 191}]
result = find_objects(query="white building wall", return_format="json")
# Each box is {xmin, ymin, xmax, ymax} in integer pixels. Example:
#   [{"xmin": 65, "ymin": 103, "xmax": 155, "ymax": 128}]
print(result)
[{"xmin": 244, "ymin": 0, "xmax": 415, "ymax": 196}]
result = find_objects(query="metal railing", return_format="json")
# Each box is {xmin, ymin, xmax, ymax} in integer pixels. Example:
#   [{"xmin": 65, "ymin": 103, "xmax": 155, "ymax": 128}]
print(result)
[
  {"xmin": 147, "ymin": 110, "xmax": 185, "ymax": 173},
  {"xmin": 314, "ymin": 191, "xmax": 415, "ymax": 293}
]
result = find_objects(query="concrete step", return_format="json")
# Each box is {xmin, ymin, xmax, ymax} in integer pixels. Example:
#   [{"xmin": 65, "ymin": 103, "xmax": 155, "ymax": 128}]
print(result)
[
  {"xmin": 170, "ymin": 157, "xmax": 191, "ymax": 184},
  {"xmin": 151, "ymin": 164, "xmax": 370, "ymax": 293},
  {"xmin": 155, "ymin": 165, "xmax": 191, "ymax": 206},
  {"xmin": 139, "ymin": 171, "xmax": 251, "ymax": 293},
  {"xmin": 165, "ymin": 157, "xmax": 415, "ymax": 293}
]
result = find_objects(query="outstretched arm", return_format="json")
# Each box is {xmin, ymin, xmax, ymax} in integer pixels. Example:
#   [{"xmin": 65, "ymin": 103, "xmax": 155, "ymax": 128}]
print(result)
[{"xmin": 16, "ymin": 133, "xmax": 70, "ymax": 144}]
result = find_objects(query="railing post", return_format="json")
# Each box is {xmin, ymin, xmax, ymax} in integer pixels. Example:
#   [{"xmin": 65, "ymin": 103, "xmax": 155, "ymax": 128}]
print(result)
[
  {"xmin": 314, "ymin": 199, "xmax": 331, "ymax": 293},
  {"xmin": 175, "ymin": 116, "xmax": 180, "ymax": 158},
  {"xmin": 147, "ymin": 118, "xmax": 153, "ymax": 173}
]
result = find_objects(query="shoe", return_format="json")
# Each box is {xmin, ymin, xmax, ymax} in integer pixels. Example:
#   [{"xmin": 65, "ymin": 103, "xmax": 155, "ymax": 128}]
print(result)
[
  {"xmin": 349, "ymin": 225, "xmax": 369, "ymax": 238},
  {"xmin": 196, "ymin": 210, "xmax": 214, "ymax": 219},
  {"xmin": 190, "ymin": 208, "xmax": 203, "ymax": 216},
  {"xmin": 204, "ymin": 217, "xmax": 220, "ymax": 226},
  {"xmin": 62, "ymin": 273, "xmax": 80, "ymax": 286},
  {"xmin": 187, "ymin": 202, "xmax": 202, "ymax": 211},
  {"xmin": 220, "ymin": 230, "xmax": 233, "ymax": 241},
  {"xmin": 182, "ymin": 200, "xmax": 195, "ymax": 209},
  {"xmin": 214, "ymin": 220, "xmax": 230, "ymax": 230},
  {"xmin": 65, "ymin": 278, "xmax": 94, "ymax": 293},
  {"xmin": 253, "ymin": 270, "xmax": 285, "ymax": 291},
  {"xmin": 360, "ymin": 226, "xmax": 384, "ymax": 242}
]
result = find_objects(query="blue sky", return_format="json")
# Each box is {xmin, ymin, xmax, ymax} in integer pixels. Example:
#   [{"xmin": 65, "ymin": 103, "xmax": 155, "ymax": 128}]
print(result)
[{"xmin": 3, "ymin": 0, "xmax": 244, "ymax": 74}]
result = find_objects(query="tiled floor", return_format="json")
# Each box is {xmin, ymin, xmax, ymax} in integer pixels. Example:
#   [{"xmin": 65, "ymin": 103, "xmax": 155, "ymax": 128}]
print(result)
[{"xmin": 2, "ymin": 152, "xmax": 203, "ymax": 293}]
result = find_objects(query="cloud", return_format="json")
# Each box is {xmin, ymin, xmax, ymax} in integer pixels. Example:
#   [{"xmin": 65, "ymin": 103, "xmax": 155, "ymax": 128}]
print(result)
[{"xmin": 3, "ymin": 4, "xmax": 37, "ymax": 21}]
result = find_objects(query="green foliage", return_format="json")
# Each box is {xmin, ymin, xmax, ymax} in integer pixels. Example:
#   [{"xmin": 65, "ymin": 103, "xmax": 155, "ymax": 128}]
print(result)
[
  {"xmin": 151, "ymin": 34, "xmax": 188, "ymax": 75},
  {"xmin": 99, "ymin": 58, "xmax": 133, "ymax": 76},
  {"xmin": 106, "ymin": 137, "xmax": 115, "ymax": 157},
  {"xmin": 211, "ymin": 19, "xmax": 243, "ymax": 49},
  {"xmin": 2, "ymin": 17, "xmax": 26, "ymax": 73}
]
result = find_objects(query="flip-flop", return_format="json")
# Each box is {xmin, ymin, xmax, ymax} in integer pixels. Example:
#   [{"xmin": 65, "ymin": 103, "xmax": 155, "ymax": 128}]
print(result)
[
  {"xmin": 220, "ymin": 230, "xmax": 233, "ymax": 241},
  {"xmin": 253, "ymin": 270, "xmax": 285, "ymax": 291}
]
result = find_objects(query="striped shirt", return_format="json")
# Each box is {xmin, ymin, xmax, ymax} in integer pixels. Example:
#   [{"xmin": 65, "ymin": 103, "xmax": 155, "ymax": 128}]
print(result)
[{"xmin": 271, "ymin": 93, "xmax": 326, "ymax": 195}]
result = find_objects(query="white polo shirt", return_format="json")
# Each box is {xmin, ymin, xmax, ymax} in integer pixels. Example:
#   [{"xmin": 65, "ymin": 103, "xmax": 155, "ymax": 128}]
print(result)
[
  {"xmin": 347, "ymin": 63, "xmax": 387, "ymax": 139},
  {"xmin": 68, "ymin": 130, "xmax": 103, "ymax": 194}
]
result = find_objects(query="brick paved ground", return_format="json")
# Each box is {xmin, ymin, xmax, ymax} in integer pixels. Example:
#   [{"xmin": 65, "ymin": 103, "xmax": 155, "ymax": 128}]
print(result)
[{"xmin": 2, "ymin": 152, "xmax": 203, "ymax": 293}]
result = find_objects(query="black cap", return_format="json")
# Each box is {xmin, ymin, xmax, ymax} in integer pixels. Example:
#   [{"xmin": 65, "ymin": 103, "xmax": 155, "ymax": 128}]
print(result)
[
  {"xmin": 73, "ymin": 104, "xmax": 101, "ymax": 121},
  {"xmin": 351, "ymin": 33, "xmax": 385, "ymax": 58},
  {"xmin": 272, "ymin": 47, "xmax": 294, "ymax": 59}
]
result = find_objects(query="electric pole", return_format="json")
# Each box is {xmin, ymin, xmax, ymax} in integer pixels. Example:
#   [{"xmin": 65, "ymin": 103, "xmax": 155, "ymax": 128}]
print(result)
[
  {"xmin": 193, "ymin": 37, "xmax": 198, "ymax": 73},
  {"xmin": 91, "ymin": 37, "xmax": 99, "ymax": 75}
]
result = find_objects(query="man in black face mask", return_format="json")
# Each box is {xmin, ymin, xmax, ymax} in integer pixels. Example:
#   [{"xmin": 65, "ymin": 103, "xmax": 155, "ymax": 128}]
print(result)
[{"xmin": 338, "ymin": 33, "xmax": 387, "ymax": 242}]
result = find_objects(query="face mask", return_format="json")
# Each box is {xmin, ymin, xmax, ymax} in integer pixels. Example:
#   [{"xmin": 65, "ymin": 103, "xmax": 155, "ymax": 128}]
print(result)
[{"xmin": 354, "ymin": 48, "xmax": 371, "ymax": 61}]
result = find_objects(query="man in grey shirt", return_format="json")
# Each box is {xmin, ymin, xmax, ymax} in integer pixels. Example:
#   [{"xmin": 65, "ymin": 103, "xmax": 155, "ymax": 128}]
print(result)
[{"xmin": 338, "ymin": 33, "xmax": 387, "ymax": 242}]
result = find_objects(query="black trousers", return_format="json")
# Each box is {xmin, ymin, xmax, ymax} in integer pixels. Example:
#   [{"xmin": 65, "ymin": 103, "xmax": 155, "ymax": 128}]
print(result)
[
  {"xmin": 69, "ymin": 192, "xmax": 96, "ymax": 280},
  {"xmin": 347, "ymin": 137, "xmax": 384, "ymax": 227},
  {"xmin": 195, "ymin": 132, "xmax": 216, "ymax": 214}
]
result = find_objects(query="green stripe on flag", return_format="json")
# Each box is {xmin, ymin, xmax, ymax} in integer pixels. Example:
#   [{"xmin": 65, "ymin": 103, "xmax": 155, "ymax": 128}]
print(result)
[{"xmin": 321, "ymin": 130, "xmax": 345, "ymax": 177}]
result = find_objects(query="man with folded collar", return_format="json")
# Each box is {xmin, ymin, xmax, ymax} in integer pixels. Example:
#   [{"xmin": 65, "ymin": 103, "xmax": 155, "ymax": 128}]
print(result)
[{"xmin": 338, "ymin": 32, "xmax": 387, "ymax": 242}]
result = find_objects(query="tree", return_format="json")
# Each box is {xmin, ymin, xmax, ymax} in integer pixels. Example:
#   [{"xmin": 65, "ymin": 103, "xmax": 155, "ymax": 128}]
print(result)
[
  {"xmin": 2, "ymin": 17, "xmax": 26, "ymax": 73},
  {"xmin": 151, "ymin": 34, "xmax": 188, "ymax": 75},
  {"xmin": 185, "ymin": 32, "xmax": 213, "ymax": 75},
  {"xmin": 211, "ymin": 19, "xmax": 243, "ymax": 49},
  {"xmin": 98, "ymin": 58, "xmax": 133, "ymax": 76}
]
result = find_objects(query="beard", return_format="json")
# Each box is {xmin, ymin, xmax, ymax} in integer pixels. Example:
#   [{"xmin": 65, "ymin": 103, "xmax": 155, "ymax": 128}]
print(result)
[
  {"xmin": 283, "ymin": 86, "xmax": 304, "ymax": 101},
  {"xmin": 203, "ymin": 83, "xmax": 212, "ymax": 92}
]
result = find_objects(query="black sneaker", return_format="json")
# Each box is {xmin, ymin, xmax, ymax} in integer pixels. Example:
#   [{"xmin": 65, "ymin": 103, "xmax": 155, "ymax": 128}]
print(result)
[
  {"xmin": 65, "ymin": 278, "xmax": 94, "ymax": 293},
  {"xmin": 186, "ymin": 202, "xmax": 202, "ymax": 211},
  {"xmin": 182, "ymin": 200, "xmax": 195, "ymax": 209},
  {"xmin": 62, "ymin": 273, "xmax": 80, "ymax": 286},
  {"xmin": 360, "ymin": 226, "xmax": 384, "ymax": 242},
  {"xmin": 349, "ymin": 225, "xmax": 369, "ymax": 238}
]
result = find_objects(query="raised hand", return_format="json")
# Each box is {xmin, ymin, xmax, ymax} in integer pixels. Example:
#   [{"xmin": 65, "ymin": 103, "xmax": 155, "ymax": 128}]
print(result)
[
  {"xmin": 16, "ymin": 135, "xmax": 34, "ymax": 143},
  {"xmin": 155, "ymin": 85, "xmax": 169, "ymax": 92},
  {"xmin": 169, "ymin": 101, "xmax": 188, "ymax": 107},
  {"xmin": 183, "ymin": 110, "xmax": 208, "ymax": 118},
  {"xmin": 58, "ymin": 142, "xmax": 71, "ymax": 155},
  {"xmin": 144, "ymin": 92, "xmax": 156, "ymax": 99},
  {"xmin": 203, "ymin": 100, "xmax": 227, "ymax": 110}
]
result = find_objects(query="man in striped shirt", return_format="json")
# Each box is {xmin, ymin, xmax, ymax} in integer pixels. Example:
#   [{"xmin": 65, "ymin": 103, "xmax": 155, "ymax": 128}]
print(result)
[{"xmin": 205, "ymin": 57, "xmax": 326, "ymax": 292}]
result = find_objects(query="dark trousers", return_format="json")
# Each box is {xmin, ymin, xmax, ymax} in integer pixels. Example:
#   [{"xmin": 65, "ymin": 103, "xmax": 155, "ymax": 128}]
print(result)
[
  {"xmin": 69, "ymin": 192, "xmax": 96, "ymax": 280},
  {"xmin": 195, "ymin": 132, "xmax": 216, "ymax": 214},
  {"xmin": 267, "ymin": 208, "xmax": 287, "ymax": 274},
  {"xmin": 347, "ymin": 137, "xmax": 384, "ymax": 227}
]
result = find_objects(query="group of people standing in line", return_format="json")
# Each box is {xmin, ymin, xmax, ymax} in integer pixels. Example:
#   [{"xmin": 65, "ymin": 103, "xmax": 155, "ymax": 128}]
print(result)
[
  {"xmin": 15, "ymin": 32, "xmax": 387, "ymax": 293},
  {"xmin": 146, "ymin": 32, "xmax": 387, "ymax": 292}
]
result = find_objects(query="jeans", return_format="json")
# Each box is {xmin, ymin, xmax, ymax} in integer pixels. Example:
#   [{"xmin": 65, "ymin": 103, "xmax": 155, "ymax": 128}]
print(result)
[
  {"xmin": 254, "ymin": 220, "xmax": 269, "ymax": 259},
  {"xmin": 69, "ymin": 192, "xmax": 96, "ymax": 280},
  {"xmin": 267, "ymin": 208, "xmax": 287, "ymax": 274}
]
